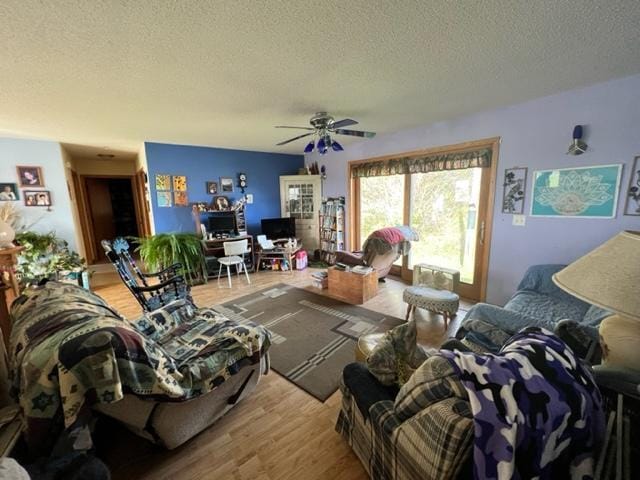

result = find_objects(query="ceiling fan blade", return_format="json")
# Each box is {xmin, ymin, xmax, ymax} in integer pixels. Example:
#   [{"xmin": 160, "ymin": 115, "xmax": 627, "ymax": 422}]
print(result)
[
  {"xmin": 335, "ymin": 128, "xmax": 376, "ymax": 138},
  {"xmin": 276, "ymin": 132, "xmax": 314, "ymax": 146},
  {"xmin": 330, "ymin": 118, "xmax": 358, "ymax": 129},
  {"xmin": 274, "ymin": 126, "xmax": 315, "ymax": 130}
]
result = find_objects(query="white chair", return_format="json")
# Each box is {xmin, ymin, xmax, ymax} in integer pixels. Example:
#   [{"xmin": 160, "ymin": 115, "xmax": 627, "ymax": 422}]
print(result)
[{"xmin": 217, "ymin": 239, "xmax": 251, "ymax": 288}]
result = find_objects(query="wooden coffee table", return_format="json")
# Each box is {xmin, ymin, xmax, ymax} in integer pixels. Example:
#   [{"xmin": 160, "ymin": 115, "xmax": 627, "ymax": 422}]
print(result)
[{"xmin": 327, "ymin": 267, "xmax": 378, "ymax": 304}]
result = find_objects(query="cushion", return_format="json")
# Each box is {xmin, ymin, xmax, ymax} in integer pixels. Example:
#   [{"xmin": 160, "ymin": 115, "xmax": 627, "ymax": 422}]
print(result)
[
  {"xmin": 394, "ymin": 355, "xmax": 467, "ymax": 421},
  {"xmin": 505, "ymin": 291, "xmax": 589, "ymax": 324}
]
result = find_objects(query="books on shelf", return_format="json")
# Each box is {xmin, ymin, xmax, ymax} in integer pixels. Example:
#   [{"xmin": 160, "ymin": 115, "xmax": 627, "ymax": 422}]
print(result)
[{"xmin": 319, "ymin": 197, "xmax": 345, "ymax": 265}]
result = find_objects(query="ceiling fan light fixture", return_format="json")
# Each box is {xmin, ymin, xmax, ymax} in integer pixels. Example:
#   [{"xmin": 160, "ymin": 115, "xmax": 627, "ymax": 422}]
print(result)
[
  {"xmin": 304, "ymin": 140, "xmax": 315, "ymax": 153},
  {"xmin": 317, "ymin": 137, "xmax": 327, "ymax": 154},
  {"xmin": 331, "ymin": 140, "xmax": 344, "ymax": 151}
]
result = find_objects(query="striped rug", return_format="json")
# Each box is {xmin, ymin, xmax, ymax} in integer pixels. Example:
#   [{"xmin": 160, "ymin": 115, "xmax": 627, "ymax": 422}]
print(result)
[{"xmin": 213, "ymin": 283, "xmax": 403, "ymax": 401}]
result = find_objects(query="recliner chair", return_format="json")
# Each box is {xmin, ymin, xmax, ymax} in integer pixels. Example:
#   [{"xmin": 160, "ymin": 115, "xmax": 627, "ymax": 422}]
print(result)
[{"xmin": 335, "ymin": 227, "xmax": 416, "ymax": 279}]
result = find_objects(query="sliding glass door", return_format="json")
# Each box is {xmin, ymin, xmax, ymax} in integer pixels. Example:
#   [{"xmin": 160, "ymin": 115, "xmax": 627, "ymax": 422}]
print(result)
[{"xmin": 352, "ymin": 140, "xmax": 498, "ymax": 301}]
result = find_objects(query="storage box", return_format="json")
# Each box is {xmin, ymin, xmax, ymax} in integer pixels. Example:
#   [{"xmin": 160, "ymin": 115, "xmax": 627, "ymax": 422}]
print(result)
[{"xmin": 295, "ymin": 250, "xmax": 308, "ymax": 270}]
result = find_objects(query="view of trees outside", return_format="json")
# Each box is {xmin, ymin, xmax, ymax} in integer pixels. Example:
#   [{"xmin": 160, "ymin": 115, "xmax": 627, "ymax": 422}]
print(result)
[
  {"xmin": 359, "ymin": 175, "xmax": 405, "ymax": 251},
  {"xmin": 409, "ymin": 168, "xmax": 482, "ymax": 283},
  {"xmin": 358, "ymin": 169, "xmax": 482, "ymax": 283}
]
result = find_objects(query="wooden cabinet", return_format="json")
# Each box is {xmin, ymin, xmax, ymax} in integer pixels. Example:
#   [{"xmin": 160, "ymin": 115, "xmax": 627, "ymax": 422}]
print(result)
[
  {"xmin": 279, "ymin": 175, "xmax": 322, "ymax": 252},
  {"xmin": 327, "ymin": 267, "xmax": 378, "ymax": 304}
]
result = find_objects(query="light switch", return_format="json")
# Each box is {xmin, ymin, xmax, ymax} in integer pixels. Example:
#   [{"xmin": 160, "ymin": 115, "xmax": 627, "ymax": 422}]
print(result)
[
  {"xmin": 246, "ymin": 194, "xmax": 254, "ymax": 204},
  {"xmin": 512, "ymin": 214, "xmax": 526, "ymax": 226}
]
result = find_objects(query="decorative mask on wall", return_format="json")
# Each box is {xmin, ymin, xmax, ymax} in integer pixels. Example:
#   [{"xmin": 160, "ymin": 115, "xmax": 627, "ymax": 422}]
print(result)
[
  {"xmin": 566, "ymin": 125, "xmax": 588, "ymax": 155},
  {"xmin": 238, "ymin": 173, "xmax": 247, "ymax": 193}
]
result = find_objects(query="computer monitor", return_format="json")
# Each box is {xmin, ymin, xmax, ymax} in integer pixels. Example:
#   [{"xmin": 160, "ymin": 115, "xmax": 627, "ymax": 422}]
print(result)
[
  {"xmin": 208, "ymin": 214, "xmax": 236, "ymax": 234},
  {"xmin": 261, "ymin": 217, "xmax": 296, "ymax": 240}
]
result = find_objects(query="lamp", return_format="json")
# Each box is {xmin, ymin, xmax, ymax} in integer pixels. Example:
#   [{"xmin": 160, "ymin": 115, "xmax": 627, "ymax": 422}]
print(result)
[{"xmin": 552, "ymin": 231, "xmax": 640, "ymax": 371}]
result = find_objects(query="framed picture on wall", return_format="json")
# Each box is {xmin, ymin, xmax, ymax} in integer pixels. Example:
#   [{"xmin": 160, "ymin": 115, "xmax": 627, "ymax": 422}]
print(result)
[
  {"xmin": 17, "ymin": 166, "xmax": 44, "ymax": 187},
  {"xmin": 24, "ymin": 190, "xmax": 51, "ymax": 207},
  {"xmin": 501, "ymin": 167, "xmax": 527, "ymax": 214},
  {"xmin": 624, "ymin": 155, "xmax": 640, "ymax": 216},
  {"xmin": 172, "ymin": 175, "xmax": 187, "ymax": 191},
  {"xmin": 220, "ymin": 177, "xmax": 234, "ymax": 193},
  {"xmin": 206, "ymin": 181, "xmax": 218, "ymax": 194},
  {"xmin": 212, "ymin": 195, "xmax": 230, "ymax": 210},
  {"xmin": 530, "ymin": 164, "xmax": 622, "ymax": 218},
  {"xmin": 155, "ymin": 174, "xmax": 171, "ymax": 191},
  {"xmin": 0, "ymin": 183, "xmax": 19, "ymax": 201},
  {"xmin": 157, "ymin": 191, "xmax": 172, "ymax": 207},
  {"xmin": 174, "ymin": 191, "xmax": 188, "ymax": 206}
]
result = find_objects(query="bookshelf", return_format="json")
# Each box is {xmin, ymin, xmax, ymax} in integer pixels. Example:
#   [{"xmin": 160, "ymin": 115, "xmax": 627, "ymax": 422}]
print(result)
[{"xmin": 319, "ymin": 197, "xmax": 345, "ymax": 265}]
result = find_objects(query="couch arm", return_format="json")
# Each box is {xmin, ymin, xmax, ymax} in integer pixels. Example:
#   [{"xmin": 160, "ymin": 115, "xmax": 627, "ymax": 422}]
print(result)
[{"xmin": 459, "ymin": 303, "xmax": 555, "ymax": 336}]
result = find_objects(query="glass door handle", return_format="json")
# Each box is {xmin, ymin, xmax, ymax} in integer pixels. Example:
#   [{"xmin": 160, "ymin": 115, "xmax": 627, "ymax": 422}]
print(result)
[{"xmin": 479, "ymin": 220, "xmax": 486, "ymax": 246}]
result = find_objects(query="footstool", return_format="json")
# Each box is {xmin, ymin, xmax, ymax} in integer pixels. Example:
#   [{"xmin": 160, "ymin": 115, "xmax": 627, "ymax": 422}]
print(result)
[{"xmin": 403, "ymin": 286, "xmax": 459, "ymax": 327}]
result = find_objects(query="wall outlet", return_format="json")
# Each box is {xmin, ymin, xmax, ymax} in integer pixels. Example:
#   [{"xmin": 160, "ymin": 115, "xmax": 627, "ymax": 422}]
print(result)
[
  {"xmin": 512, "ymin": 214, "xmax": 526, "ymax": 226},
  {"xmin": 246, "ymin": 194, "xmax": 254, "ymax": 204}
]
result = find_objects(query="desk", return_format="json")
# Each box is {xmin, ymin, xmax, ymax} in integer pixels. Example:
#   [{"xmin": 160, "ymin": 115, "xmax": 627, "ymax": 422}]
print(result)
[
  {"xmin": 202, "ymin": 235, "xmax": 254, "ymax": 277},
  {"xmin": 0, "ymin": 247, "xmax": 23, "ymax": 348}
]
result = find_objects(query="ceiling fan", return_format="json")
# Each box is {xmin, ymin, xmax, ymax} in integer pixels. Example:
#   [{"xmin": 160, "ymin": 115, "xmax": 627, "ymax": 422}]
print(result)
[{"xmin": 275, "ymin": 112, "xmax": 376, "ymax": 154}]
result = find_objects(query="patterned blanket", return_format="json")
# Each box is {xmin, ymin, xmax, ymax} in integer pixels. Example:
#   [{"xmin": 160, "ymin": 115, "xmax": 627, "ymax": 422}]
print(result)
[
  {"xmin": 9, "ymin": 282, "xmax": 271, "ymax": 452},
  {"xmin": 440, "ymin": 327, "xmax": 604, "ymax": 480}
]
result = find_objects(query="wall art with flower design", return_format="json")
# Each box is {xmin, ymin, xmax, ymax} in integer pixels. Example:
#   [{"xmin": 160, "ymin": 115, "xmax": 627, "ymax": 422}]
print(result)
[
  {"xmin": 502, "ymin": 167, "xmax": 527, "ymax": 214},
  {"xmin": 530, "ymin": 164, "xmax": 622, "ymax": 218},
  {"xmin": 624, "ymin": 156, "xmax": 640, "ymax": 216}
]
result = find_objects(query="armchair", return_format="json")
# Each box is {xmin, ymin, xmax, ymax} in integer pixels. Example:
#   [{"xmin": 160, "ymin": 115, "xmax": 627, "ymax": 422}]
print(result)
[
  {"xmin": 335, "ymin": 227, "xmax": 416, "ymax": 279},
  {"xmin": 102, "ymin": 238, "xmax": 191, "ymax": 312}
]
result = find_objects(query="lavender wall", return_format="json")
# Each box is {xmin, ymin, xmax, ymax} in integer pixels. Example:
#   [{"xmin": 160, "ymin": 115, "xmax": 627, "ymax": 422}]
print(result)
[{"xmin": 306, "ymin": 74, "xmax": 640, "ymax": 305}]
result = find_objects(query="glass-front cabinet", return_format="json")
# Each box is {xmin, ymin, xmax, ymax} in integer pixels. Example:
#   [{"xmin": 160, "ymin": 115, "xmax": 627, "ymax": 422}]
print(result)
[{"xmin": 279, "ymin": 175, "xmax": 322, "ymax": 251}]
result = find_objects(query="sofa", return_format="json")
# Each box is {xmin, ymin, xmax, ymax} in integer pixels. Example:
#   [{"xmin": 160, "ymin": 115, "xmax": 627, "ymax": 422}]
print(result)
[
  {"xmin": 457, "ymin": 264, "xmax": 611, "ymax": 358},
  {"xmin": 337, "ymin": 322, "xmax": 604, "ymax": 479},
  {"xmin": 335, "ymin": 227, "xmax": 416, "ymax": 279},
  {"xmin": 9, "ymin": 281, "xmax": 270, "ymax": 455}
]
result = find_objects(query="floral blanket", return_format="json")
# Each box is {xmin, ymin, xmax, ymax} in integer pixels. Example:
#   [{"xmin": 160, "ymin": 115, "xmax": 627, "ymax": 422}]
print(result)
[
  {"xmin": 440, "ymin": 327, "xmax": 604, "ymax": 480},
  {"xmin": 9, "ymin": 282, "xmax": 270, "ymax": 452}
]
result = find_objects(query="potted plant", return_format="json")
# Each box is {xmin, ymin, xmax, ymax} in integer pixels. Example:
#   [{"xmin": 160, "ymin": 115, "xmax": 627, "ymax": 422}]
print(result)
[{"xmin": 135, "ymin": 232, "xmax": 206, "ymax": 284}]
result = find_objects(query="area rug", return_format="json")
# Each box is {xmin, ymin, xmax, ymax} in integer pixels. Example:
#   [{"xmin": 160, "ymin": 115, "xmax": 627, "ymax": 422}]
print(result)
[{"xmin": 212, "ymin": 283, "xmax": 403, "ymax": 401}]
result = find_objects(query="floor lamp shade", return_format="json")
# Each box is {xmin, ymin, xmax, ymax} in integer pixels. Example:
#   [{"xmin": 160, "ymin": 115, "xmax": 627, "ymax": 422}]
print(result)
[{"xmin": 552, "ymin": 231, "xmax": 640, "ymax": 370}]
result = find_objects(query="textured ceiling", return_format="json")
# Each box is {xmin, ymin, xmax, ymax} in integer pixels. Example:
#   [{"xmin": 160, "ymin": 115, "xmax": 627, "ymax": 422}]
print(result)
[{"xmin": 1, "ymin": 1, "xmax": 640, "ymax": 155}]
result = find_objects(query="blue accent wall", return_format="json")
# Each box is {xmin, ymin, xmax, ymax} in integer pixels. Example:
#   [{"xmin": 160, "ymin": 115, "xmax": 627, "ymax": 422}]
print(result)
[{"xmin": 145, "ymin": 142, "xmax": 303, "ymax": 234}]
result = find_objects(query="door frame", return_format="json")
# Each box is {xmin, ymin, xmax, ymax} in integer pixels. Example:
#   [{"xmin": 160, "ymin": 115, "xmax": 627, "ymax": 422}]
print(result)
[
  {"xmin": 77, "ymin": 174, "xmax": 143, "ymax": 264},
  {"xmin": 348, "ymin": 137, "xmax": 500, "ymax": 301}
]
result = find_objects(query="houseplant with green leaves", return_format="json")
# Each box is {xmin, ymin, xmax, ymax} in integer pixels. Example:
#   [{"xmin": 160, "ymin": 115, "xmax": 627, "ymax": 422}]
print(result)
[{"xmin": 135, "ymin": 232, "xmax": 206, "ymax": 284}]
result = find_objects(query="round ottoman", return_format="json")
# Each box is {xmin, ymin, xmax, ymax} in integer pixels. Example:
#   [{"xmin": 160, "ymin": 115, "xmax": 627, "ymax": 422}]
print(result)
[{"xmin": 403, "ymin": 286, "xmax": 459, "ymax": 327}]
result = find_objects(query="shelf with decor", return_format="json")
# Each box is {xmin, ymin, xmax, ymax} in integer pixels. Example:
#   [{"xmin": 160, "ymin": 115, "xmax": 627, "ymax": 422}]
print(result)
[{"xmin": 319, "ymin": 197, "xmax": 345, "ymax": 265}]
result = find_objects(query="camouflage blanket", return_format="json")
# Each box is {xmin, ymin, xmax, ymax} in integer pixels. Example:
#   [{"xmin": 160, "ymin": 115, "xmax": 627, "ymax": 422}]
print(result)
[
  {"xmin": 9, "ymin": 282, "xmax": 270, "ymax": 452},
  {"xmin": 440, "ymin": 327, "xmax": 604, "ymax": 480}
]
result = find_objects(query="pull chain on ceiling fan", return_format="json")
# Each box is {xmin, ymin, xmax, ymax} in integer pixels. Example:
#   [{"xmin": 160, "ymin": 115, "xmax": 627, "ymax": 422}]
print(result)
[{"xmin": 275, "ymin": 112, "xmax": 376, "ymax": 154}]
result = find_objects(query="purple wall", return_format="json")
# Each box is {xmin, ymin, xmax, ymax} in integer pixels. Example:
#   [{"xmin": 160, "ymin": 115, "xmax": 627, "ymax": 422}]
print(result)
[{"xmin": 306, "ymin": 74, "xmax": 640, "ymax": 304}]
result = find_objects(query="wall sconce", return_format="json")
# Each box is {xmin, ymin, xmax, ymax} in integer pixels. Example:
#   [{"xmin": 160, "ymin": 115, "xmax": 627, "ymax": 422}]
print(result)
[
  {"xmin": 320, "ymin": 165, "xmax": 327, "ymax": 180},
  {"xmin": 567, "ymin": 125, "xmax": 587, "ymax": 155}
]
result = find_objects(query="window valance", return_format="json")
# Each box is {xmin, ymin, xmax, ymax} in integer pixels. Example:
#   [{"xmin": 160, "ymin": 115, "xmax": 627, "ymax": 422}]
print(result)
[{"xmin": 350, "ymin": 148, "xmax": 492, "ymax": 178}]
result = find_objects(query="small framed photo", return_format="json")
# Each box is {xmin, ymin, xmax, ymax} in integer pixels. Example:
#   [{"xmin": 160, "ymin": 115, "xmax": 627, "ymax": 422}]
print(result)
[
  {"xmin": 502, "ymin": 167, "xmax": 527, "ymax": 214},
  {"xmin": 17, "ymin": 166, "xmax": 44, "ymax": 187},
  {"xmin": 220, "ymin": 177, "xmax": 234, "ymax": 193},
  {"xmin": 0, "ymin": 183, "xmax": 19, "ymax": 201},
  {"xmin": 206, "ymin": 181, "xmax": 218, "ymax": 194},
  {"xmin": 212, "ymin": 195, "xmax": 230, "ymax": 210},
  {"xmin": 155, "ymin": 174, "xmax": 171, "ymax": 191},
  {"xmin": 24, "ymin": 190, "xmax": 51, "ymax": 207},
  {"xmin": 624, "ymin": 155, "xmax": 640, "ymax": 216}
]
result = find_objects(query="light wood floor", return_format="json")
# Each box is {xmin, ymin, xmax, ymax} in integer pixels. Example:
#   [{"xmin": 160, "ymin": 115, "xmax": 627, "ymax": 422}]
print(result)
[{"xmin": 93, "ymin": 268, "xmax": 473, "ymax": 480}]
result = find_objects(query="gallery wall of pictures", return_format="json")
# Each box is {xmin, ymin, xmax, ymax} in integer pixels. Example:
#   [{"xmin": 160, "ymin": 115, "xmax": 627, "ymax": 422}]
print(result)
[
  {"xmin": 0, "ymin": 166, "xmax": 52, "ymax": 207},
  {"xmin": 155, "ymin": 174, "xmax": 188, "ymax": 207}
]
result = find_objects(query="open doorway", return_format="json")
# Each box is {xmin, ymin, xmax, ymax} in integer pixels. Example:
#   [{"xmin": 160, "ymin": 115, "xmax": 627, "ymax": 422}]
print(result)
[
  {"xmin": 62, "ymin": 144, "xmax": 152, "ymax": 265},
  {"xmin": 83, "ymin": 176, "xmax": 139, "ymax": 263}
]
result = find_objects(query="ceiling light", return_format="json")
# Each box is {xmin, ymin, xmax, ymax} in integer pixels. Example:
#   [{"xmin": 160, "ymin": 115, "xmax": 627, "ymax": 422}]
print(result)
[
  {"xmin": 331, "ymin": 140, "xmax": 344, "ymax": 151},
  {"xmin": 304, "ymin": 140, "xmax": 315, "ymax": 153}
]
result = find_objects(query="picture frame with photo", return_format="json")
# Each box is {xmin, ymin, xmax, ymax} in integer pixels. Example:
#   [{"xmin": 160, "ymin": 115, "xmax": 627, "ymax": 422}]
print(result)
[
  {"xmin": 0, "ymin": 183, "xmax": 19, "ymax": 201},
  {"xmin": 220, "ymin": 177, "xmax": 234, "ymax": 193},
  {"xmin": 172, "ymin": 175, "xmax": 187, "ymax": 191},
  {"xmin": 206, "ymin": 181, "xmax": 218, "ymax": 194},
  {"xmin": 155, "ymin": 174, "xmax": 171, "ymax": 191},
  {"xmin": 624, "ymin": 155, "xmax": 640, "ymax": 216},
  {"xmin": 17, "ymin": 166, "xmax": 44, "ymax": 187},
  {"xmin": 501, "ymin": 167, "xmax": 527, "ymax": 214},
  {"xmin": 157, "ymin": 191, "xmax": 172, "ymax": 207},
  {"xmin": 212, "ymin": 195, "xmax": 230, "ymax": 211},
  {"xmin": 24, "ymin": 190, "xmax": 51, "ymax": 207}
]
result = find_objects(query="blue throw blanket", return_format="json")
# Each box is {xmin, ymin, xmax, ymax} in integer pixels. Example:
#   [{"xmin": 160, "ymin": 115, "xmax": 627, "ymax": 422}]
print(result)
[{"xmin": 441, "ymin": 327, "xmax": 604, "ymax": 480}]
